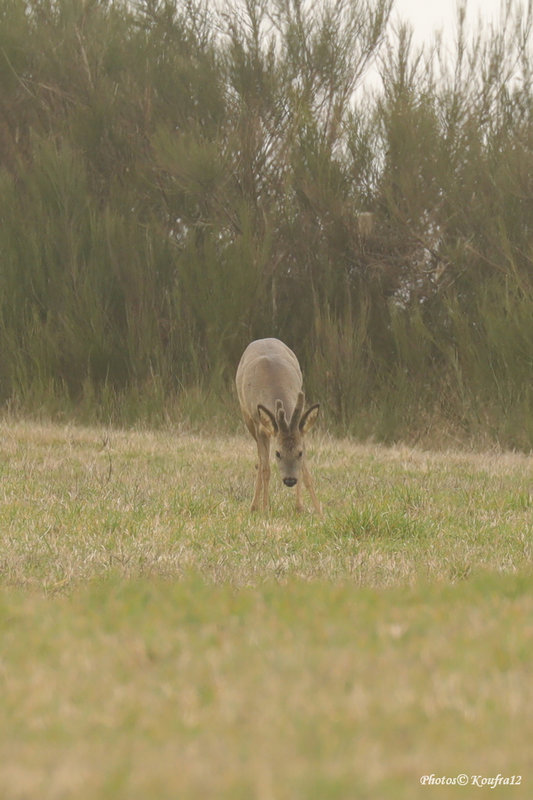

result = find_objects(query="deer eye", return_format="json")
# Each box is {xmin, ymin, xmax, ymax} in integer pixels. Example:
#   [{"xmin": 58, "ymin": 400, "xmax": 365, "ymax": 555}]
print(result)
[
  {"xmin": 275, "ymin": 451, "xmax": 281, "ymax": 459},
  {"xmin": 298, "ymin": 451, "xmax": 303, "ymax": 458}
]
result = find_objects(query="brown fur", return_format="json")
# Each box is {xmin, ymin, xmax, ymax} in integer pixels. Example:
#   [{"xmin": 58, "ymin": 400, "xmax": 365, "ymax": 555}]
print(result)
[{"xmin": 236, "ymin": 338, "xmax": 322, "ymax": 515}]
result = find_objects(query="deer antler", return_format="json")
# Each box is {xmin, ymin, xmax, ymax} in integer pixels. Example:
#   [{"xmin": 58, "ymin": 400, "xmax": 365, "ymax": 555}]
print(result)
[
  {"xmin": 275, "ymin": 399, "xmax": 290, "ymax": 433},
  {"xmin": 289, "ymin": 392, "xmax": 305, "ymax": 433}
]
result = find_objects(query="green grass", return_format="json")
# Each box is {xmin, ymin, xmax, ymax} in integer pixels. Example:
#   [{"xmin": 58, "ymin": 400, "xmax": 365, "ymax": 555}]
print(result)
[{"xmin": 0, "ymin": 420, "xmax": 532, "ymax": 798}]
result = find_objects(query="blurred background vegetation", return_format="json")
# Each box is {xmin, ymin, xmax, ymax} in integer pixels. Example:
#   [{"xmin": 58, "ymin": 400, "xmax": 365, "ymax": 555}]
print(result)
[{"xmin": 0, "ymin": 0, "xmax": 531, "ymax": 447}]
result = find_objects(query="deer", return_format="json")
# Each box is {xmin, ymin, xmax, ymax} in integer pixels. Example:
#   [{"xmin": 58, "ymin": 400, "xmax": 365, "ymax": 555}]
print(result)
[{"xmin": 236, "ymin": 338, "xmax": 323, "ymax": 515}]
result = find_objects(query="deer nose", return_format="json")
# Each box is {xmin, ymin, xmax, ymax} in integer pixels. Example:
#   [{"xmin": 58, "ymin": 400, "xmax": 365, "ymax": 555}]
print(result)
[{"xmin": 283, "ymin": 477, "xmax": 297, "ymax": 487}]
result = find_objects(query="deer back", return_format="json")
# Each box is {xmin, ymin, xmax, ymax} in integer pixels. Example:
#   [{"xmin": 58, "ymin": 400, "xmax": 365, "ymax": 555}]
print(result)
[{"xmin": 236, "ymin": 338, "xmax": 303, "ymax": 426}]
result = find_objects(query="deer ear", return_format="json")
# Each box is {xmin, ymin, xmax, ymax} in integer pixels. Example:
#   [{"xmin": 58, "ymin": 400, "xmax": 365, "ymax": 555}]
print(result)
[
  {"xmin": 299, "ymin": 404, "xmax": 319, "ymax": 433},
  {"xmin": 257, "ymin": 404, "xmax": 278, "ymax": 435}
]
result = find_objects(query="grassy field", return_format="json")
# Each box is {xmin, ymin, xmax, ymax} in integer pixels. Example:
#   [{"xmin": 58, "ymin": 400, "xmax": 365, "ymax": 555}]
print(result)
[{"xmin": 0, "ymin": 419, "xmax": 532, "ymax": 799}]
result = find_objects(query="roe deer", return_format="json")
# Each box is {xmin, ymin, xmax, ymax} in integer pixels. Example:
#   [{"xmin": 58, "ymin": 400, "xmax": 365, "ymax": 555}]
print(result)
[{"xmin": 236, "ymin": 338, "xmax": 322, "ymax": 515}]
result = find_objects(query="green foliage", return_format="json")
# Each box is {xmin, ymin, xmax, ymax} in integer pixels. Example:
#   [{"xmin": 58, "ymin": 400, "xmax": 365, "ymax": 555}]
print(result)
[{"xmin": 0, "ymin": 0, "xmax": 531, "ymax": 447}]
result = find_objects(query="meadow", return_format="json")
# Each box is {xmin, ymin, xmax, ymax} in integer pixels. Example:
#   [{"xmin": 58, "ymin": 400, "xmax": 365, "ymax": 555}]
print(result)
[
  {"xmin": 1, "ymin": 418, "xmax": 532, "ymax": 798},
  {"xmin": 2, "ymin": 1, "xmax": 531, "ymax": 795}
]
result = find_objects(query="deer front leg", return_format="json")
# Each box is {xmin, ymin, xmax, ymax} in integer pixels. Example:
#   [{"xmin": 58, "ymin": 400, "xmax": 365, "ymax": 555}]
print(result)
[
  {"xmin": 295, "ymin": 480, "xmax": 304, "ymax": 513},
  {"xmin": 251, "ymin": 459, "xmax": 263, "ymax": 512},
  {"xmin": 251, "ymin": 432, "xmax": 271, "ymax": 512},
  {"xmin": 260, "ymin": 433, "xmax": 271, "ymax": 511},
  {"xmin": 302, "ymin": 462, "xmax": 323, "ymax": 517}
]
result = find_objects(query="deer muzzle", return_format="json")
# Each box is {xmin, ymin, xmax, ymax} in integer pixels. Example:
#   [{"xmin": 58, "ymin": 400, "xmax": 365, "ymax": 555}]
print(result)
[{"xmin": 283, "ymin": 477, "xmax": 297, "ymax": 487}]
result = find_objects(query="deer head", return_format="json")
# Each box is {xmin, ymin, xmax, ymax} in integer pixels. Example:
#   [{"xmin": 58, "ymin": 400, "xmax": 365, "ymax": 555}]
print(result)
[{"xmin": 257, "ymin": 391, "xmax": 319, "ymax": 487}]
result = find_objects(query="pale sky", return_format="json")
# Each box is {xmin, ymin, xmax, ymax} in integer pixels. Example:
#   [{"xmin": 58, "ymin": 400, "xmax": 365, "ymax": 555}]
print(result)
[
  {"xmin": 356, "ymin": 0, "xmax": 523, "ymax": 91},
  {"xmin": 393, "ymin": 0, "xmax": 508, "ymax": 44}
]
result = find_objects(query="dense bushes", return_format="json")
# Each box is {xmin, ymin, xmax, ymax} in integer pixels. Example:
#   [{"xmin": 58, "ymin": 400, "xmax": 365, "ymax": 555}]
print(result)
[{"xmin": 0, "ymin": 0, "xmax": 531, "ymax": 447}]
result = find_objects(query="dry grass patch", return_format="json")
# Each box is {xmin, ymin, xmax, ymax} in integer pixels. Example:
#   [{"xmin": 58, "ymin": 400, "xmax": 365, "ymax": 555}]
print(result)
[
  {"xmin": 1, "ymin": 577, "xmax": 532, "ymax": 799},
  {"xmin": 1, "ymin": 420, "xmax": 531, "ymax": 589},
  {"xmin": 0, "ymin": 420, "xmax": 532, "ymax": 798}
]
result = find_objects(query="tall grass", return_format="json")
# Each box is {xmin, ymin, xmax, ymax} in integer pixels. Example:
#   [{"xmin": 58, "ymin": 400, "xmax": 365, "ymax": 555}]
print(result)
[{"xmin": 0, "ymin": 0, "xmax": 531, "ymax": 446}]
